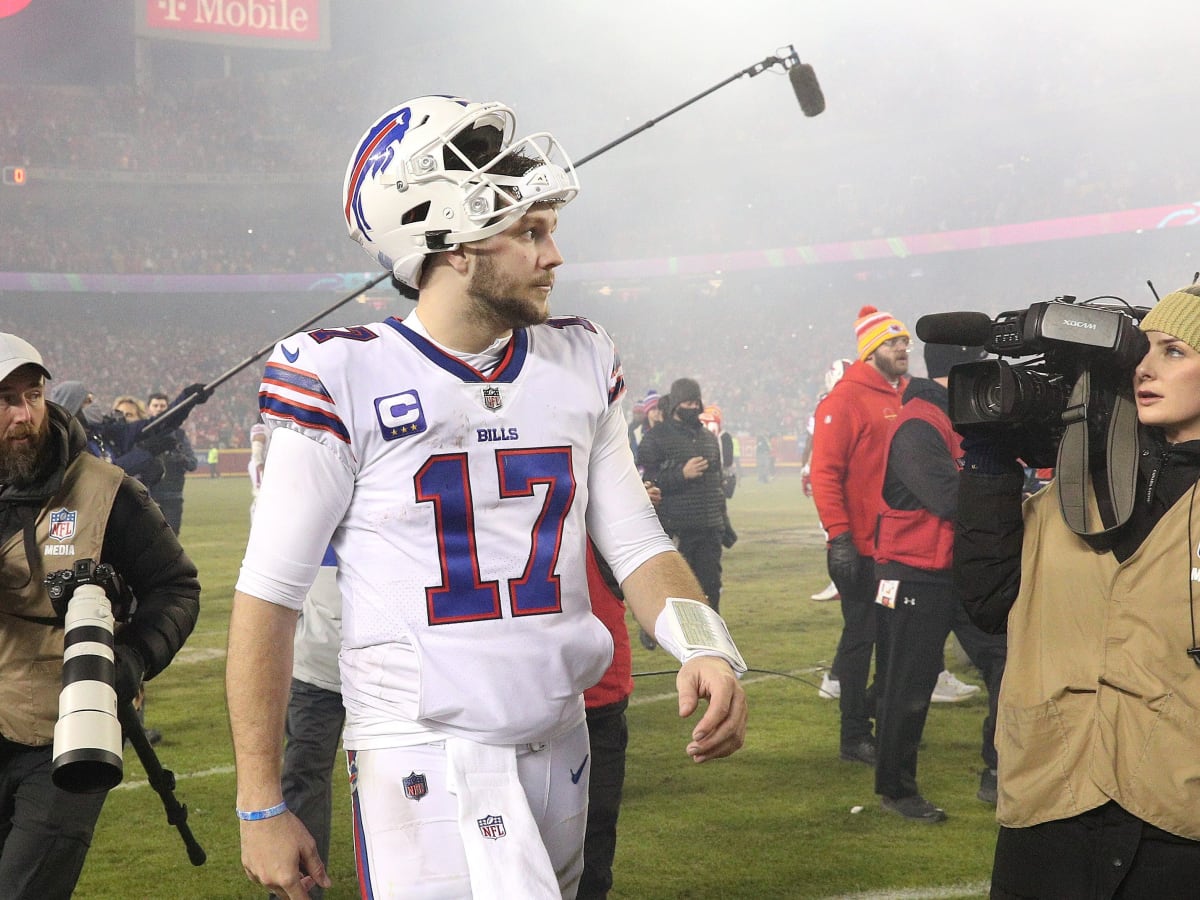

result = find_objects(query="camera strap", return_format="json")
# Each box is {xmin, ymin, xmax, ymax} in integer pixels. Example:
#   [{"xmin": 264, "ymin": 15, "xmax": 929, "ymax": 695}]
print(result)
[{"xmin": 1056, "ymin": 366, "xmax": 1140, "ymax": 537}]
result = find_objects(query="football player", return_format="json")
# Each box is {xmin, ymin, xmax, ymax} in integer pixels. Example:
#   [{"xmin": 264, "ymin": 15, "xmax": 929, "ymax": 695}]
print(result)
[{"xmin": 226, "ymin": 96, "xmax": 748, "ymax": 900}]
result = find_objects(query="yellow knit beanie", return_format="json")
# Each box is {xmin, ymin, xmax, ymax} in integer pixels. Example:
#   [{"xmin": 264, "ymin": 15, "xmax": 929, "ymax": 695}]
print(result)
[
  {"xmin": 854, "ymin": 305, "xmax": 909, "ymax": 360},
  {"xmin": 1139, "ymin": 285, "xmax": 1200, "ymax": 353}
]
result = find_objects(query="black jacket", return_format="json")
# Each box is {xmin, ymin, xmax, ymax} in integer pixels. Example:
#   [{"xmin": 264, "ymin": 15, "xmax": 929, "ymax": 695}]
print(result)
[
  {"xmin": 0, "ymin": 404, "xmax": 200, "ymax": 681},
  {"xmin": 954, "ymin": 424, "xmax": 1200, "ymax": 634},
  {"xmin": 636, "ymin": 416, "xmax": 726, "ymax": 532}
]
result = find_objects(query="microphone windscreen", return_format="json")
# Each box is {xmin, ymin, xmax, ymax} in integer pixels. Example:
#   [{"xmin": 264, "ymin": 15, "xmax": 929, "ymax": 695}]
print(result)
[
  {"xmin": 788, "ymin": 64, "xmax": 826, "ymax": 117},
  {"xmin": 915, "ymin": 312, "xmax": 994, "ymax": 346}
]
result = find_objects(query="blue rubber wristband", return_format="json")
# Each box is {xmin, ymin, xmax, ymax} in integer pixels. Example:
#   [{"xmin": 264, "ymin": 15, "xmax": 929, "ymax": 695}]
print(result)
[{"xmin": 236, "ymin": 801, "xmax": 287, "ymax": 821}]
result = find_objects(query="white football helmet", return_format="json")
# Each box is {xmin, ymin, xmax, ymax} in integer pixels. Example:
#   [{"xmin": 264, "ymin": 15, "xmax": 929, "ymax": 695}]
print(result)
[
  {"xmin": 343, "ymin": 95, "xmax": 580, "ymax": 288},
  {"xmin": 823, "ymin": 358, "xmax": 854, "ymax": 395}
]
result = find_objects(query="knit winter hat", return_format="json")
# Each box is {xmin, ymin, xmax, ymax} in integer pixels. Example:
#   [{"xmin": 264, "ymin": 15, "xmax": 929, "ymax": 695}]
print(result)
[
  {"xmin": 642, "ymin": 388, "xmax": 661, "ymax": 413},
  {"xmin": 1139, "ymin": 285, "xmax": 1200, "ymax": 353},
  {"xmin": 668, "ymin": 377, "xmax": 702, "ymax": 412},
  {"xmin": 854, "ymin": 305, "xmax": 909, "ymax": 360}
]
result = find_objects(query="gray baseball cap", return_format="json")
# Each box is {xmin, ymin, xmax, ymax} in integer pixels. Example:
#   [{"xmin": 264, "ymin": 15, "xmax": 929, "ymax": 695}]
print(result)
[{"xmin": 0, "ymin": 333, "xmax": 52, "ymax": 383}]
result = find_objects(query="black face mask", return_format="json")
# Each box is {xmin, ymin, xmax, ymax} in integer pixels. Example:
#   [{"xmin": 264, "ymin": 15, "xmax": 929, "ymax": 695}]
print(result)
[{"xmin": 676, "ymin": 406, "xmax": 702, "ymax": 424}]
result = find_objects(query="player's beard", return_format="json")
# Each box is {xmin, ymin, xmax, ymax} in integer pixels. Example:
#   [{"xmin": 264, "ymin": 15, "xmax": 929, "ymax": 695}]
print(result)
[
  {"xmin": 465, "ymin": 253, "xmax": 552, "ymax": 331},
  {"xmin": 0, "ymin": 413, "xmax": 49, "ymax": 487}
]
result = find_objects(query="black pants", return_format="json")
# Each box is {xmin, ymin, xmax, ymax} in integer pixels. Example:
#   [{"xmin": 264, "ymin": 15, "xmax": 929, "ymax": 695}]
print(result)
[
  {"xmin": 674, "ymin": 528, "xmax": 723, "ymax": 614},
  {"xmin": 0, "ymin": 740, "xmax": 108, "ymax": 900},
  {"xmin": 279, "ymin": 679, "xmax": 346, "ymax": 900},
  {"xmin": 991, "ymin": 802, "xmax": 1200, "ymax": 899},
  {"xmin": 579, "ymin": 698, "xmax": 629, "ymax": 900},
  {"xmin": 831, "ymin": 556, "xmax": 886, "ymax": 746},
  {"xmin": 874, "ymin": 579, "xmax": 1006, "ymax": 799}
]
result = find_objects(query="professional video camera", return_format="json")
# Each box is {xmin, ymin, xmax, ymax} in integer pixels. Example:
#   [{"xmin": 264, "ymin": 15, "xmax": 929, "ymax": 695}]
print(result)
[
  {"xmin": 918, "ymin": 297, "xmax": 1148, "ymax": 434},
  {"xmin": 916, "ymin": 296, "xmax": 1152, "ymax": 537},
  {"xmin": 45, "ymin": 559, "xmax": 136, "ymax": 793}
]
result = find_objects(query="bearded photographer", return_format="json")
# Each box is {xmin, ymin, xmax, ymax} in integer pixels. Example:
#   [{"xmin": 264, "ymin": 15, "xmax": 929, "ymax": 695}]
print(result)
[
  {"xmin": 0, "ymin": 333, "xmax": 200, "ymax": 899},
  {"xmin": 954, "ymin": 287, "xmax": 1200, "ymax": 898}
]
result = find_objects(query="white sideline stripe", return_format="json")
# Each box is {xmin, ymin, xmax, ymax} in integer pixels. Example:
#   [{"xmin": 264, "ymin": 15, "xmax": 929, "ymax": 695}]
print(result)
[
  {"xmin": 112, "ymin": 764, "xmax": 235, "ymax": 791},
  {"xmin": 818, "ymin": 881, "xmax": 991, "ymax": 900}
]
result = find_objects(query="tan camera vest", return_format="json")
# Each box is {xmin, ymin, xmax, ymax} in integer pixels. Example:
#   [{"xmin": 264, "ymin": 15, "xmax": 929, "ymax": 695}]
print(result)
[{"xmin": 0, "ymin": 454, "xmax": 122, "ymax": 746}]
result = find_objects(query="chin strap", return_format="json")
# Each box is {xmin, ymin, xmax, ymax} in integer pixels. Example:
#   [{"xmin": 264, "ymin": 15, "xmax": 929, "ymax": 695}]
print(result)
[{"xmin": 1056, "ymin": 365, "xmax": 1141, "ymax": 537}]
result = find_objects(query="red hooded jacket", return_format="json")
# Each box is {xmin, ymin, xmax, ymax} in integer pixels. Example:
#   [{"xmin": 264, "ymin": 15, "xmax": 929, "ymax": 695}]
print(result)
[{"xmin": 810, "ymin": 360, "xmax": 908, "ymax": 556}]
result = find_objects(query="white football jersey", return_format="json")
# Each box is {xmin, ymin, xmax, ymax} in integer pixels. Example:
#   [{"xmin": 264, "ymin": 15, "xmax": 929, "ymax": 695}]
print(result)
[{"xmin": 244, "ymin": 314, "xmax": 671, "ymax": 747}]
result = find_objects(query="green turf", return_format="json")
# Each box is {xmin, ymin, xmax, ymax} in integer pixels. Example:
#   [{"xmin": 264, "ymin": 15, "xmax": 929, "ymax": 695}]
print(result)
[{"xmin": 74, "ymin": 473, "xmax": 995, "ymax": 899}]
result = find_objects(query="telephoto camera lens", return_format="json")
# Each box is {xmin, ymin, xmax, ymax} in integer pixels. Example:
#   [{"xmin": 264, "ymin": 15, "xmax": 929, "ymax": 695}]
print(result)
[{"xmin": 52, "ymin": 582, "xmax": 123, "ymax": 793}]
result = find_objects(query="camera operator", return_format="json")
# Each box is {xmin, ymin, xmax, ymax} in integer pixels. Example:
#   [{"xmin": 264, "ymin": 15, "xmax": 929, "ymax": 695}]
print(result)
[
  {"xmin": 954, "ymin": 287, "xmax": 1200, "ymax": 897},
  {"xmin": 0, "ymin": 333, "xmax": 200, "ymax": 899},
  {"xmin": 145, "ymin": 391, "xmax": 198, "ymax": 535}
]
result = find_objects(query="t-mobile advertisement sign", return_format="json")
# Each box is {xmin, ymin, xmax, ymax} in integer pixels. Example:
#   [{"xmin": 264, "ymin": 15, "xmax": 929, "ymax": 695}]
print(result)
[{"xmin": 137, "ymin": 0, "xmax": 329, "ymax": 50}]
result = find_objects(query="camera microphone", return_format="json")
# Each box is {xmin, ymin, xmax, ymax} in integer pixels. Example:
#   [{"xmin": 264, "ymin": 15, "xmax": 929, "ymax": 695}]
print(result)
[
  {"xmin": 788, "ymin": 62, "xmax": 826, "ymax": 117},
  {"xmin": 915, "ymin": 312, "xmax": 995, "ymax": 346}
]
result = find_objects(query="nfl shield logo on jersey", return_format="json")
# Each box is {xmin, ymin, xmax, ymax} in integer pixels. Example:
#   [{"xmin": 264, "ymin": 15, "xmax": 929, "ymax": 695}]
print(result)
[
  {"xmin": 49, "ymin": 508, "xmax": 77, "ymax": 542},
  {"xmin": 477, "ymin": 814, "xmax": 506, "ymax": 840},
  {"xmin": 481, "ymin": 386, "xmax": 503, "ymax": 411},
  {"xmin": 402, "ymin": 771, "xmax": 428, "ymax": 802}
]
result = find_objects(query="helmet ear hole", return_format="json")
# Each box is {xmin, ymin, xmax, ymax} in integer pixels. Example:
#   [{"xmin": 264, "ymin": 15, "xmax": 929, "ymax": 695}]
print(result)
[{"xmin": 401, "ymin": 201, "xmax": 431, "ymax": 226}]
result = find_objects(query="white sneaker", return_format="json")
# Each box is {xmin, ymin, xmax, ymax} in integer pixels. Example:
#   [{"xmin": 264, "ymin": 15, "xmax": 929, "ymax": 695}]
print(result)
[
  {"xmin": 819, "ymin": 672, "xmax": 841, "ymax": 700},
  {"xmin": 811, "ymin": 581, "xmax": 839, "ymax": 601},
  {"xmin": 931, "ymin": 670, "xmax": 981, "ymax": 703}
]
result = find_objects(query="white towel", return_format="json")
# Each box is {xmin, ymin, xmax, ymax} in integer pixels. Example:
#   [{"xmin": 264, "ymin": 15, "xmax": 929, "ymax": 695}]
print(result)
[{"xmin": 444, "ymin": 737, "xmax": 561, "ymax": 899}]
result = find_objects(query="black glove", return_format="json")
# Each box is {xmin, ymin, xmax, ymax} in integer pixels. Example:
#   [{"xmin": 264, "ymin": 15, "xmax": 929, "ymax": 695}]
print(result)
[
  {"xmin": 722, "ymin": 517, "xmax": 738, "ymax": 548},
  {"xmin": 113, "ymin": 644, "xmax": 146, "ymax": 706},
  {"xmin": 179, "ymin": 383, "xmax": 211, "ymax": 406},
  {"xmin": 957, "ymin": 425, "xmax": 1024, "ymax": 475},
  {"xmin": 138, "ymin": 431, "xmax": 179, "ymax": 456},
  {"xmin": 826, "ymin": 532, "xmax": 861, "ymax": 589}
]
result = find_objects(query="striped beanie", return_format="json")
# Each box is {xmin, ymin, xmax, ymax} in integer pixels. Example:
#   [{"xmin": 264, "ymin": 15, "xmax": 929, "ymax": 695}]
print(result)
[
  {"xmin": 642, "ymin": 389, "xmax": 661, "ymax": 413},
  {"xmin": 854, "ymin": 305, "xmax": 909, "ymax": 360},
  {"xmin": 1139, "ymin": 285, "xmax": 1200, "ymax": 353}
]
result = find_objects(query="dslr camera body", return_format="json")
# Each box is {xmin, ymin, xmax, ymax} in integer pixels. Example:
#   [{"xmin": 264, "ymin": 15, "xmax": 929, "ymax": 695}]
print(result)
[{"xmin": 46, "ymin": 558, "xmax": 136, "ymax": 793}]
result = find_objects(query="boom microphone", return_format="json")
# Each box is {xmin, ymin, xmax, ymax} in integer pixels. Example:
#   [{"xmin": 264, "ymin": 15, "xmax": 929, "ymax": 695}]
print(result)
[
  {"xmin": 788, "ymin": 62, "xmax": 826, "ymax": 117},
  {"xmin": 915, "ymin": 312, "xmax": 995, "ymax": 346}
]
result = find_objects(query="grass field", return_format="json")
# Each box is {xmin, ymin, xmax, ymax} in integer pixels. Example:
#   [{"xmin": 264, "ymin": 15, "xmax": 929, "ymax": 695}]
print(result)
[{"xmin": 74, "ymin": 472, "xmax": 996, "ymax": 899}]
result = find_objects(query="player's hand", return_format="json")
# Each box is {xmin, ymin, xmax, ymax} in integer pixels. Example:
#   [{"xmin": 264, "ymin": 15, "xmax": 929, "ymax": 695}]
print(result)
[
  {"xmin": 801, "ymin": 473, "xmax": 813, "ymax": 497},
  {"xmin": 676, "ymin": 656, "xmax": 747, "ymax": 763},
  {"xmin": 682, "ymin": 456, "xmax": 709, "ymax": 479},
  {"xmin": 239, "ymin": 812, "xmax": 331, "ymax": 899}
]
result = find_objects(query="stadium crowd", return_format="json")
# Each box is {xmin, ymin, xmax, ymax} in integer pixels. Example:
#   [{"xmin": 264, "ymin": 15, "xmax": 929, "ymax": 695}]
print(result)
[{"xmin": 3, "ymin": 68, "xmax": 1198, "ymax": 275}]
